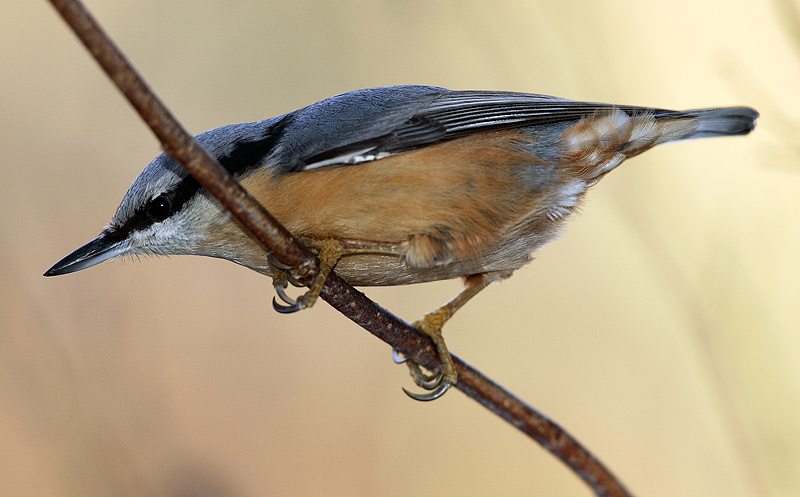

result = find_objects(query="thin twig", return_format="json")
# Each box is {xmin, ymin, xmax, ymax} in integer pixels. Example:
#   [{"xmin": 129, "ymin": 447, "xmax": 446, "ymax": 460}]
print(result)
[{"xmin": 46, "ymin": 1, "xmax": 634, "ymax": 495}]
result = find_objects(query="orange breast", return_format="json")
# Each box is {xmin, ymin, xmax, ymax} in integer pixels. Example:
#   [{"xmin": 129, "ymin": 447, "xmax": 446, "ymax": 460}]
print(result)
[{"xmin": 240, "ymin": 130, "xmax": 553, "ymax": 262}]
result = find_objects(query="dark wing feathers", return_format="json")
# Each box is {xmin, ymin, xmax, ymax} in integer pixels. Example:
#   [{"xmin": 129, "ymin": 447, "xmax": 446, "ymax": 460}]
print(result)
[{"xmin": 418, "ymin": 90, "xmax": 671, "ymax": 135}]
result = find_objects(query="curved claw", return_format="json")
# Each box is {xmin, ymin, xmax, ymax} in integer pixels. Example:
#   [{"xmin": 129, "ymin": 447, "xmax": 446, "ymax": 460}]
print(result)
[
  {"xmin": 274, "ymin": 284, "xmax": 297, "ymax": 306},
  {"xmin": 415, "ymin": 371, "xmax": 444, "ymax": 391},
  {"xmin": 272, "ymin": 296, "xmax": 304, "ymax": 314},
  {"xmin": 392, "ymin": 349, "xmax": 407, "ymax": 364},
  {"xmin": 285, "ymin": 271, "xmax": 304, "ymax": 288},
  {"xmin": 267, "ymin": 253, "xmax": 294, "ymax": 271},
  {"xmin": 402, "ymin": 382, "xmax": 451, "ymax": 402}
]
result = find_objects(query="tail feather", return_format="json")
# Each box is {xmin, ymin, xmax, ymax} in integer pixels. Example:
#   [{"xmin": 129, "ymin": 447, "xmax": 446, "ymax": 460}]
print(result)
[
  {"xmin": 661, "ymin": 107, "xmax": 759, "ymax": 140},
  {"xmin": 560, "ymin": 106, "xmax": 758, "ymax": 183}
]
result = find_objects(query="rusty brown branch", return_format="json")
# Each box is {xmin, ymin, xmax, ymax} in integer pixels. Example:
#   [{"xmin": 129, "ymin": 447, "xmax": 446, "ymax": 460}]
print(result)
[
  {"xmin": 46, "ymin": 1, "xmax": 633, "ymax": 495},
  {"xmin": 320, "ymin": 275, "xmax": 631, "ymax": 497}
]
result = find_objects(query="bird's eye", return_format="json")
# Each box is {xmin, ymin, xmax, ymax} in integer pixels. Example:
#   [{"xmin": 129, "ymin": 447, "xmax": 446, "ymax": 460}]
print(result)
[{"xmin": 146, "ymin": 195, "xmax": 172, "ymax": 222}]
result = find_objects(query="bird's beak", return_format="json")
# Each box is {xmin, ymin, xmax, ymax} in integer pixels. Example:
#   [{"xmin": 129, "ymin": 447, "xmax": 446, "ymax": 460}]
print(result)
[{"xmin": 44, "ymin": 231, "xmax": 128, "ymax": 276}]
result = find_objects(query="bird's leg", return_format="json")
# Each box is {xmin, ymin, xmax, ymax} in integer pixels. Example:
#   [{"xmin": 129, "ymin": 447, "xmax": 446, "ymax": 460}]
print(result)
[
  {"xmin": 268, "ymin": 237, "xmax": 511, "ymax": 402},
  {"xmin": 270, "ymin": 238, "xmax": 405, "ymax": 313},
  {"xmin": 399, "ymin": 270, "xmax": 512, "ymax": 401}
]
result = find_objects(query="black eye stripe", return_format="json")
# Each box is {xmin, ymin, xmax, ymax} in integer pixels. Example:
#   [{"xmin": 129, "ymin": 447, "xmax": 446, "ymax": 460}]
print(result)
[
  {"xmin": 110, "ymin": 114, "xmax": 293, "ymax": 238},
  {"xmin": 113, "ymin": 174, "xmax": 204, "ymax": 235}
]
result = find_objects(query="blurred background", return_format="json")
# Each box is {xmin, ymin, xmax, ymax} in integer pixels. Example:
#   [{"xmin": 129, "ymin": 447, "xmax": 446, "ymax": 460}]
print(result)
[{"xmin": 2, "ymin": 0, "xmax": 798, "ymax": 496}]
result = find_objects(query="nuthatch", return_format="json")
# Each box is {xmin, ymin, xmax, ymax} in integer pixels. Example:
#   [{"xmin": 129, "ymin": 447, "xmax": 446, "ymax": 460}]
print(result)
[{"xmin": 45, "ymin": 85, "xmax": 758, "ymax": 400}]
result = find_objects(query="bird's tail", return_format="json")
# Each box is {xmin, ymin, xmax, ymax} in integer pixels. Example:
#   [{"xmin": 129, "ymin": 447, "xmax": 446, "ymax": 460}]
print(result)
[
  {"xmin": 658, "ymin": 106, "xmax": 759, "ymax": 141},
  {"xmin": 560, "ymin": 106, "xmax": 758, "ymax": 184}
]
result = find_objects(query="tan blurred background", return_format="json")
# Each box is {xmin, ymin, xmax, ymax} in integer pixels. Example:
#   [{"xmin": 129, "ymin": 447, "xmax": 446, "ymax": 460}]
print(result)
[{"xmin": 2, "ymin": 0, "xmax": 798, "ymax": 496}]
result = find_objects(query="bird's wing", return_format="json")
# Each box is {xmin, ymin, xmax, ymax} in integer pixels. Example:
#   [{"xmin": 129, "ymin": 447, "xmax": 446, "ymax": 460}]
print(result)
[{"xmin": 284, "ymin": 86, "xmax": 668, "ymax": 171}]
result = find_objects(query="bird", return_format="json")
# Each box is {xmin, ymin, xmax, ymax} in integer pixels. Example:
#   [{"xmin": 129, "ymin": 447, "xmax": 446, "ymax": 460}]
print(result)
[{"xmin": 44, "ymin": 85, "xmax": 758, "ymax": 400}]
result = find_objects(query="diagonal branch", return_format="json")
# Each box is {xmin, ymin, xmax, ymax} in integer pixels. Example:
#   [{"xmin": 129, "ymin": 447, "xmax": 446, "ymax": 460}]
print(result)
[{"xmin": 46, "ymin": 1, "xmax": 634, "ymax": 496}]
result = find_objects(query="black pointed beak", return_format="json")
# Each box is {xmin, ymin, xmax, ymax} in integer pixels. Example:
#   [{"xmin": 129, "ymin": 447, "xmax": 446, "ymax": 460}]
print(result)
[{"xmin": 44, "ymin": 231, "xmax": 128, "ymax": 276}]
